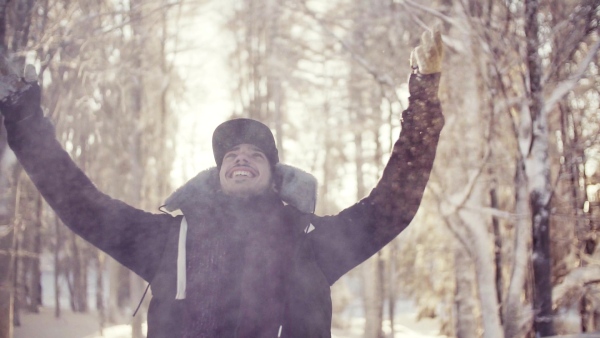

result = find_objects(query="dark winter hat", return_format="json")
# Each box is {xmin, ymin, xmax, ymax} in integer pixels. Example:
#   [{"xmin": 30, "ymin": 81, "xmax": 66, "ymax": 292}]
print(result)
[{"xmin": 212, "ymin": 118, "xmax": 279, "ymax": 168}]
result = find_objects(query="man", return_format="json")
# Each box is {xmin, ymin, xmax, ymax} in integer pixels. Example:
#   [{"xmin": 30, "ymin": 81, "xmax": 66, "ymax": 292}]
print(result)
[{"xmin": 0, "ymin": 29, "xmax": 444, "ymax": 337}]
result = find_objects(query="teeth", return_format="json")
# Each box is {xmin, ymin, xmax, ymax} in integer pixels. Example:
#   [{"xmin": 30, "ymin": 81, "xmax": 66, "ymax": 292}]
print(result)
[{"xmin": 233, "ymin": 170, "xmax": 252, "ymax": 177}]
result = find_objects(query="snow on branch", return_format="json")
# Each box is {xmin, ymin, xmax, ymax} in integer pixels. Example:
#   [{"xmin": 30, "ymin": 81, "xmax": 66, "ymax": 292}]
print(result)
[
  {"xmin": 543, "ymin": 39, "xmax": 600, "ymax": 115},
  {"xmin": 553, "ymin": 265, "xmax": 600, "ymax": 308},
  {"xmin": 460, "ymin": 204, "xmax": 517, "ymax": 220},
  {"xmin": 428, "ymin": 182, "xmax": 517, "ymax": 221}
]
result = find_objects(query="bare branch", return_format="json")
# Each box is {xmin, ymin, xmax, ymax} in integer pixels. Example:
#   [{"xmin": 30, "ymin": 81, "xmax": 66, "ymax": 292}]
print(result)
[
  {"xmin": 400, "ymin": 0, "xmax": 456, "ymax": 28},
  {"xmin": 543, "ymin": 39, "xmax": 600, "ymax": 115},
  {"xmin": 428, "ymin": 183, "xmax": 476, "ymax": 258},
  {"xmin": 437, "ymin": 144, "xmax": 491, "ymax": 217},
  {"xmin": 553, "ymin": 265, "xmax": 600, "ymax": 308},
  {"xmin": 293, "ymin": 0, "xmax": 405, "ymax": 104},
  {"xmin": 460, "ymin": 204, "xmax": 518, "ymax": 221}
]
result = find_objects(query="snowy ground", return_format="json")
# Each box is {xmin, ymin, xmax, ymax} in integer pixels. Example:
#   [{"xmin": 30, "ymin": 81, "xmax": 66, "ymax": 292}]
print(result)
[
  {"xmin": 16, "ymin": 254, "xmax": 444, "ymax": 337},
  {"xmin": 14, "ymin": 307, "xmax": 142, "ymax": 338},
  {"xmin": 14, "ymin": 307, "xmax": 443, "ymax": 338},
  {"xmin": 331, "ymin": 315, "xmax": 443, "ymax": 338}
]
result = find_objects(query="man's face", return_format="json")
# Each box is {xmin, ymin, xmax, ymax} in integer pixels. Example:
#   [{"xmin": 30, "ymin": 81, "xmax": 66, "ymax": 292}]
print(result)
[{"xmin": 219, "ymin": 143, "xmax": 273, "ymax": 198}]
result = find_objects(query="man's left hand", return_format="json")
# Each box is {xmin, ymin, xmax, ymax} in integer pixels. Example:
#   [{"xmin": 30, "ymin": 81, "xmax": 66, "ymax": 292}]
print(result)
[{"xmin": 410, "ymin": 28, "xmax": 443, "ymax": 74}]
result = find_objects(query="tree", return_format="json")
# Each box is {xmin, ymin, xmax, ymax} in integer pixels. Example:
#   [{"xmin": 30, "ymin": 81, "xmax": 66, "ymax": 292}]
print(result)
[
  {"xmin": 0, "ymin": 0, "xmax": 184, "ymax": 336},
  {"xmin": 0, "ymin": 0, "xmax": 36, "ymax": 335},
  {"xmin": 524, "ymin": 0, "xmax": 554, "ymax": 334}
]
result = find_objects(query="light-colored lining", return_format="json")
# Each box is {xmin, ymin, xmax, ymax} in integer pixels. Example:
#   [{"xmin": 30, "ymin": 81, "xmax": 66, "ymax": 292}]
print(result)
[{"xmin": 175, "ymin": 217, "xmax": 188, "ymax": 300}]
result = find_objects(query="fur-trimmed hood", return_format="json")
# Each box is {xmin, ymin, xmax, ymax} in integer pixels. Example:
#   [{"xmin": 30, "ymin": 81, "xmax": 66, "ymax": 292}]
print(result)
[
  {"xmin": 162, "ymin": 164, "xmax": 318, "ymax": 303},
  {"xmin": 164, "ymin": 163, "xmax": 318, "ymax": 214}
]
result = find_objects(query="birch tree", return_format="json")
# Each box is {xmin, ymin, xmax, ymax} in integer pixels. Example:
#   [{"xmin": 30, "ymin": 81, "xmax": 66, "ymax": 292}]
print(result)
[{"xmin": 524, "ymin": 0, "xmax": 554, "ymax": 334}]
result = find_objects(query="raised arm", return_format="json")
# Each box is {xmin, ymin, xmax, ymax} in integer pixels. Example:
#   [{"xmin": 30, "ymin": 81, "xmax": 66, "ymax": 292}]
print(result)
[
  {"xmin": 310, "ymin": 30, "xmax": 445, "ymax": 284},
  {"xmin": 0, "ymin": 76, "xmax": 178, "ymax": 282}
]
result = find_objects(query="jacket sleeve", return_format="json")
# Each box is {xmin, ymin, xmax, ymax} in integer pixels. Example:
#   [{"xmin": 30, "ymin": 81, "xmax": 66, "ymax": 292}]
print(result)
[
  {"xmin": 2, "ymin": 84, "xmax": 178, "ymax": 282},
  {"xmin": 309, "ymin": 73, "xmax": 444, "ymax": 285}
]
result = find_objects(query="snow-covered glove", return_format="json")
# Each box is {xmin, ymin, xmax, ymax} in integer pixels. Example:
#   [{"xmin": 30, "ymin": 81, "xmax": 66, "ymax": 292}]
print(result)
[
  {"xmin": 0, "ymin": 56, "xmax": 39, "ymax": 123},
  {"xmin": 410, "ymin": 28, "xmax": 443, "ymax": 74}
]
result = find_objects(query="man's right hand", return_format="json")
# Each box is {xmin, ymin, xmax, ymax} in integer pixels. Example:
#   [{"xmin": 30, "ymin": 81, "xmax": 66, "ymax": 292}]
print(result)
[{"xmin": 0, "ymin": 56, "xmax": 40, "ymax": 123}]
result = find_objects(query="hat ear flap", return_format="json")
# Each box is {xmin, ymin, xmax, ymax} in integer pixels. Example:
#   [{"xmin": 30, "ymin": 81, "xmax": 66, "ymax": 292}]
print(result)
[
  {"xmin": 164, "ymin": 167, "xmax": 220, "ymax": 212},
  {"xmin": 275, "ymin": 164, "xmax": 318, "ymax": 214}
]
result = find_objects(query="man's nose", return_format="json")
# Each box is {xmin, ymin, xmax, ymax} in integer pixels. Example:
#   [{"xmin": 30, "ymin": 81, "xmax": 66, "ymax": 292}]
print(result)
[{"xmin": 235, "ymin": 153, "xmax": 250, "ymax": 164}]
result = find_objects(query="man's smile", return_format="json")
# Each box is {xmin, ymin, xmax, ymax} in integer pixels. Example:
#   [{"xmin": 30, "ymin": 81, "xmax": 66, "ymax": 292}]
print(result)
[
  {"xmin": 233, "ymin": 170, "xmax": 252, "ymax": 177},
  {"xmin": 226, "ymin": 166, "xmax": 259, "ymax": 179}
]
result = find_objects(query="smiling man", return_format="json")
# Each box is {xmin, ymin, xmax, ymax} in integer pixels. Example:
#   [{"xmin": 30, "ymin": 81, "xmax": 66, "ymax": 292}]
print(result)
[
  {"xmin": 213, "ymin": 119, "xmax": 279, "ymax": 198},
  {"xmin": 0, "ymin": 30, "xmax": 444, "ymax": 338},
  {"xmin": 219, "ymin": 143, "xmax": 273, "ymax": 197}
]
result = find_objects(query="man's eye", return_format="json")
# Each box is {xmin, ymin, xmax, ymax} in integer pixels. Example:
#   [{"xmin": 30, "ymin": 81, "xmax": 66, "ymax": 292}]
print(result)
[
  {"xmin": 252, "ymin": 153, "xmax": 264, "ymax": 159},
  {"xmin": 225, "ymin": 153, "xmax": 236, "ymax": 159}
]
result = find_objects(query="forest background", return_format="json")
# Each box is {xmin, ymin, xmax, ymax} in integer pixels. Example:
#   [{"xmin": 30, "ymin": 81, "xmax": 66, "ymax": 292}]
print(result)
[{"xmin": 0, "ymin": 0, "xmax": 598, "ymax": 337}]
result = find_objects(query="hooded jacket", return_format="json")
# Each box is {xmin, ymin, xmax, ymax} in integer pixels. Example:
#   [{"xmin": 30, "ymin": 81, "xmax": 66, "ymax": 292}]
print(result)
[{"xmin": 2, "ymin": 73, "xmax": 444, "ymax": 337}]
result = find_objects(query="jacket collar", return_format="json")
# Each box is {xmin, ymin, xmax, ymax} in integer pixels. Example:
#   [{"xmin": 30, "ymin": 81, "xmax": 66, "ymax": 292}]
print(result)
[{"xmin": 164, "ymin": 164, "xmax": 318, "ymax": 214}]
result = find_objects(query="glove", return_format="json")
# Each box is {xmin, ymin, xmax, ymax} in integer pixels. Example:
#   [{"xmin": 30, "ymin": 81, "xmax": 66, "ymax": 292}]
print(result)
[
  {"xmin": 410, "ymin": 28, "xmax": 443, "ymax": 74},
  {"xmin": 0, "ymin": 57, "xmax": 40, "ymax": 123}
]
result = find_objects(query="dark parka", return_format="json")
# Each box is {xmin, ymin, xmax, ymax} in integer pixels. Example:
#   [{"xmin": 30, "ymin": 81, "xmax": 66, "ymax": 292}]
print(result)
[{"xmin": 1, "ymin": 73, "xmax": 444, "ymax": 338}]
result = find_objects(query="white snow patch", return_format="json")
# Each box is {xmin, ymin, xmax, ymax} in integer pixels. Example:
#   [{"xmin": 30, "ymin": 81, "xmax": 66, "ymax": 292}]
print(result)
[
  {"xmin": 16, "ymin": 307, "xmax": 442, "ymax": 338},
  {"xmin": 331, "ymin": 314, "xmax": 444, "ymax": 338},
  {"xmin": 84, "ymin": 323, "xmax": 147, "ymax": 338}
]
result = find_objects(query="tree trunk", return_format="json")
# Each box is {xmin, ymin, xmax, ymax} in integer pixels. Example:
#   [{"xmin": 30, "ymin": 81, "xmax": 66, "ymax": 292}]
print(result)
[
  {"xmin": 352, "ymin": 109, "xmax": 383, "ymax": 337},
  {"xmin": 0, "ymin": 1, "xmax": 15, "ymax": 335},
  {"xmin": 107, "ymin": 259, "xmax": 123, "ymax": 323},
  {"xmin": 28, "ymin": 194, "xmax": 42, "ymax": 313},
  {"xmin": 454, "ymin": 243, "xmax": 477, "ymax": 338},
  {"xmin": 452, "ymin": 10, "xmax": 503, "ymax": 334},
  {"xmin": 130, "ymin": 273, "xmax": 145, "ymax": 338},
  {"xmin": 96, "ymin": 251, "xmax": 105, "ymax": 335},
  {"xmin": 504, "ymin": 158, "xmax": 533, "ymax": 338},
  {"xmin": 490, "ymin": 180, "xmax": 503, "ymax": 320},
  {"xmin": 0, "ymin": 228, "xmax": 14, "ymax": 338},
  {"xmin": 0, "ymin": 112, "xmax": 19, "ymax": 338},
  {"xmin": 525, "ymin": 0, "xmax": 555, "ymax": 335},
  {"xmin": 457, "ymin": 184, "xmax": 504, "ymax": 338},
  {"xmin": 0, "ymin": 206, "xmax": 15, "ymax": 338},
  {"xmin": 387, "ymin": 243, "xmax": 397, "ymax": 337},
  {"xmin": 363, "ymin": 254, "xmax": 384, "ymax": 338},
  {"xmin": 316, "ymin": 101, "xmax": 333, "ymax": 215},
  {"xmin": 129, "ymin": 1, "xmax": 147, "ymax": 336},
  {"xmin": 558, "ymin": 102, "xmax": 591, "ymax": 331},
  {"xmin": 54, "ymin": 215, "xmax": 61, "ymax": 318},
  {"xmin": 11, "ymin": 220, "xmax": 19, "ymax": 328},
  {"xmin": 68, "ymin": 233, "xmax": 87, "ymax": 313}
]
